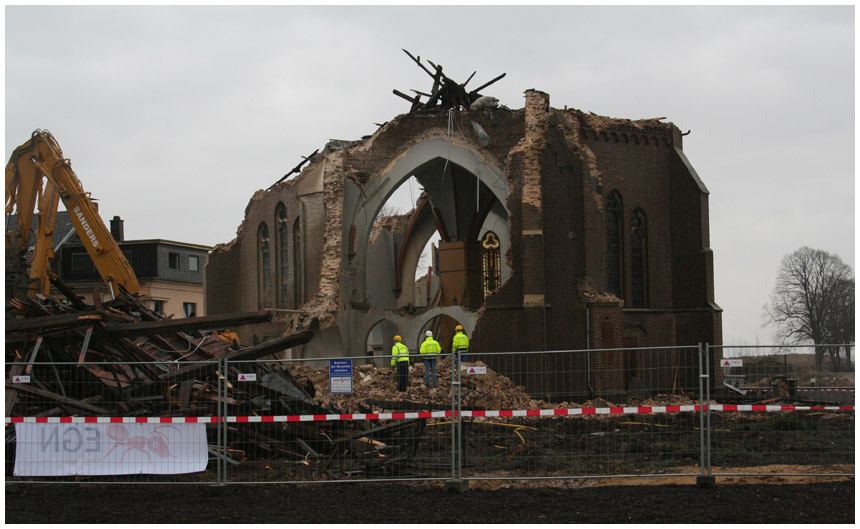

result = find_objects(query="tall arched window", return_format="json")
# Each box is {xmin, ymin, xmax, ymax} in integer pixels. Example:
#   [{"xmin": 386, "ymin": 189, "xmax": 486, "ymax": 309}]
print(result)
[
  {"xmin": 481, "ymin": 231, "xmax": 501, "ymax": 297},
  {"xmin": 275, "ymin": 203, "xmax": 289, "ymax": 308},
  {"xmin": 257, "ymin": 222, "xmax": 272, "ymax": 308},
  {"xmin": 293, "ymin": 217, "xmax": 303, "ymax": 307},
  {"xmin": 606, "ymin": 191, "xmax": 624, "ymax": 299},
  {"xmin": 630, "ymin": 209, "xmax": 648, "ymax": 308}
]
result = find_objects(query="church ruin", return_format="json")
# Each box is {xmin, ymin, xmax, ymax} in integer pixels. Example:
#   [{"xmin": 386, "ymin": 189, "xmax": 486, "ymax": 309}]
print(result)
[{"xmin": 205, "ymin": 63, "xmax": 722, "ymax": 400}]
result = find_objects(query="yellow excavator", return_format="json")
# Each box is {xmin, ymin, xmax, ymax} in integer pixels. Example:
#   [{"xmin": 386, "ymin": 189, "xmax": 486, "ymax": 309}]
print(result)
[{"xmin": 5, "ymin": 129, "xmax": 140, "ymax": 301}]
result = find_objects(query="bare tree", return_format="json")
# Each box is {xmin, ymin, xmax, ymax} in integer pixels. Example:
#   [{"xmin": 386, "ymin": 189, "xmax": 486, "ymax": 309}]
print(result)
[
  {"xmin": 824, "ymin": 277, "xmax": 855, "ymax": 370},
  {"xmin": 763, "ymin": 247, "xmax": 855, "ymax": 370}
]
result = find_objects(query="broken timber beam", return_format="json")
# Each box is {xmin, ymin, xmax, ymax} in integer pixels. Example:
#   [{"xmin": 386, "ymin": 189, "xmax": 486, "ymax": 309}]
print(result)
[
  {"xmin": 159, "ymin": 330, "xmax": 314, "ymax": 382},
  {"xmin": 267, "ymin": 150, "xmax": 319, "ymax": 191},
  {"xmin": 101, "ymin": 310, "xmax": 273, "ymax": 338},
  {"xmin": 7, "ymin": 382, "xmax": 114, "ymax": 415},
  {"xmin": 470, "ymin": 72, "xmax": 506, "ymax": 95},
  {"xmin": 5, "ymin": 311, "xmax": 103, "ymax": 334}
]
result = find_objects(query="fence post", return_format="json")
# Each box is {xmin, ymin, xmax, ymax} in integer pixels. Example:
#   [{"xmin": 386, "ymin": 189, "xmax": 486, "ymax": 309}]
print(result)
[
  {"xmin": 697, "ymin": 343, "xmax": 716, "ymax": 487},
  {"xmin": 219, "ymin": 357, "xmax": 228, "ymax": 486},
  {"xmin": 445, "ymin": 347, "xmax": 469, "ymax": 492}
]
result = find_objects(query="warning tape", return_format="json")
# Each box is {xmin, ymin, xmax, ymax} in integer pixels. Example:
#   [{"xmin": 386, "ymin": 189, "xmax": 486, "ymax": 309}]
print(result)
[
  {"xmin": 742, "ymin": 388, "xmax": 855, "ymax": 393},
  {"xmin": 4, "ymin": 404, "xmax": 853, "ymax": 424}
]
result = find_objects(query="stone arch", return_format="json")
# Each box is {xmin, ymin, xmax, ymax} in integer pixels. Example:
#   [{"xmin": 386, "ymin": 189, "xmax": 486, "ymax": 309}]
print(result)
[
  {"xmin": 365, "ymin": 318, "xmax": 399, "ymax": 367},
  {"xmin": 345, "ymin": 138, "xmax": 508, "ymax": 310},
  {"xmin": 418, "ymin": 313, "xmax": 467, "ymax": 354}
]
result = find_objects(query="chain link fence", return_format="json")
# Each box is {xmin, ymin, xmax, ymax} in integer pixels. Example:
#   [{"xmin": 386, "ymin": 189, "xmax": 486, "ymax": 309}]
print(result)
[{"xmin": 5, "ymin": 344, "xmax": 854, "ymax": 485}]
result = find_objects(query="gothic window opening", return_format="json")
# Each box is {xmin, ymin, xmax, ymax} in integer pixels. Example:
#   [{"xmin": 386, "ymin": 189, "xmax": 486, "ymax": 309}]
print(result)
[
  {"xmin": 481, "ymin": 231, "xmax": 501, "ymax": 297},
  {"xmin": 293, "ymin": 217, "xmax": 303, "ymax": 307},
  {"xmin": 275, "ymin": 203, "xmax": 289, "ymax": 308},
  {"xmin": 606, "ymin": 191, "xmax": 624, "ymax": 299},
  {"xmin": 630, "ymin": 209, "xmax": 648, "ymax": 308},
  {"xmin": 257, "ymin": 222, "xmax": 271, "ymax": 308}
]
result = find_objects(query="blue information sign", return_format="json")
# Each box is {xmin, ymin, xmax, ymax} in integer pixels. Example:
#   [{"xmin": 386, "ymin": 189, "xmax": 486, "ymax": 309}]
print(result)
[{"xmin": 329, "ymin": 359, "xmax": 353, "ymax": 394}]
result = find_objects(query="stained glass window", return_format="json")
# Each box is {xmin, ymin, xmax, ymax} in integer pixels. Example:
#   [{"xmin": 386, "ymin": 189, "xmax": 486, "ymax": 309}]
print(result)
[{"xmin": 481, "ymin": 231, "xmax": 501, "ymax": 297}]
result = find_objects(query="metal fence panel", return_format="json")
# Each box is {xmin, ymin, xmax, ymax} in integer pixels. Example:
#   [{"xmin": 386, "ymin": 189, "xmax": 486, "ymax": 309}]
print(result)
[
  {"xmin": 459, "ymin": 346, "xmax": 705, "ymax": 481},
  {"xmin": 706, "ymin": 345, "xmax": 855, "ymax": 477},
  {"xmin": 5, "ymin": 344, "xmax": 854, "ymax": 485},
  {"xmin": 221, "ymin": 356, "xmax": 455, "ymax": 484},
  {"xmin": 5, "ymin": 360, "xmax": 221, "ymax": 484}
]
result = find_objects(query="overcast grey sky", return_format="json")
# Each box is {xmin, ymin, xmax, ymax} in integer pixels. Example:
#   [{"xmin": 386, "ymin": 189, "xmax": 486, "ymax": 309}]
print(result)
[{"xmin": 5, "ymin": 5, "xmax": 855, "ymax": 346}]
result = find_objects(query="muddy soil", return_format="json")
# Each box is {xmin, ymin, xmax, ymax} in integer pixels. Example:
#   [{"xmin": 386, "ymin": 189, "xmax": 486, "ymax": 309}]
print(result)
[{"xmin": 5, "ymin": 478, "xmax": 854, "ymax": 524}]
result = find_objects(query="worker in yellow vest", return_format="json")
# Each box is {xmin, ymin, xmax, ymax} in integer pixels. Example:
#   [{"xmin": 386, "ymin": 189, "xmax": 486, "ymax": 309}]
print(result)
[
  {"xmin": 419, "ymin": 330, "xmax": 442, "ymax": 387},
  {"xmin": 391, "ymin": 335, "xmax": 411, "ymax": 392},
  {"xmin": 452, "ymin": 325, "xmax": 469, "ymax": 366}
]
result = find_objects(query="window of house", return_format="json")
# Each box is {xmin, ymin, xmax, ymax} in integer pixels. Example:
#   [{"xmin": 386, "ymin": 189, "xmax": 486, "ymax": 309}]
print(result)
[
  {"xmin": 152, "ymin": 300, "xmax": 165, "ymax": 315},
  {"xmin": 630, "ymin": 209, "xmax": 648, "ymax": 308},
  {"xmin": 71, "ymin": 253, "xmax": 95, "ymax": 273},
  {"xmin": 606, "ymin": 191, "xmax": 624, "ymax": 299},
  {"xmin": 183, "ymin": 302, "xmax": 197, "ymax": 318},
  {"xmin": 189, "ymin": 255, "xmax": 199, "ymax": 272},
  {"xmin": 481, "ymin": 231, "xmax": 502, "ymax": 297},
  {"xmin": 168, "ymin": 252, "xmax": 180, "ymax": 270}
]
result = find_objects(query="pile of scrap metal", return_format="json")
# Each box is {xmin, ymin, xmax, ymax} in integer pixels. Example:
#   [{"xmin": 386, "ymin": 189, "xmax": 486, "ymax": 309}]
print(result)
[{"xmin": 5, "ymin": 292, "xmax": 431, "ymax": 477}]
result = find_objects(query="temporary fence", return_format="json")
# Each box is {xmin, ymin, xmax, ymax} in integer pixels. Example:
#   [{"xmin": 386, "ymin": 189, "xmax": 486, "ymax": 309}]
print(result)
[
  {"xmin": 5, "ymin": 344, "xmax": 854, "ymax": 485},
  {"xmin": 706, "ymin": 344, "xmax": 855, "ymax": 478}
]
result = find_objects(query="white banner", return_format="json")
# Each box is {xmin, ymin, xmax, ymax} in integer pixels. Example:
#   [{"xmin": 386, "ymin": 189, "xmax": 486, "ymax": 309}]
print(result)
[{"xmin": 14, "ymin": 423, "xmax": 208, "ymax": 476}]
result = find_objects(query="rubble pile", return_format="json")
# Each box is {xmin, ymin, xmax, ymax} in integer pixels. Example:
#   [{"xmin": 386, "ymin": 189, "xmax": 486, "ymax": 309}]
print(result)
[
  {"xmin": 5, "ymin": 293, "xmax": 316, "ymax": 419},
  {"xmin": 288, "ymin": 357, "xmax": 538, "ymax": 414}
]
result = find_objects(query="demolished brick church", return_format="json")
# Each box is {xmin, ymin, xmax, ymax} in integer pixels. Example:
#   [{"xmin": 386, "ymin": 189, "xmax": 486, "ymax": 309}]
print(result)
[{"xmin": 205, "ymin": 87, "xmax": 723, "ymax": 400}]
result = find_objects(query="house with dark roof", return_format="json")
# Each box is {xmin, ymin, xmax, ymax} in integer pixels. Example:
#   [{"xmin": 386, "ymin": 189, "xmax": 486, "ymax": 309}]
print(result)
[{"xmin": 9, "ymin": 212, "xmax": 212, "ymax": 317}]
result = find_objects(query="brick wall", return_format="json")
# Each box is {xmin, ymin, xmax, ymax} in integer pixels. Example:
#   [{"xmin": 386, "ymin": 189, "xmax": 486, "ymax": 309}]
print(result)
[{"xmin": 205, "ymin": 240, "xmax": 241, "ymax": 315}]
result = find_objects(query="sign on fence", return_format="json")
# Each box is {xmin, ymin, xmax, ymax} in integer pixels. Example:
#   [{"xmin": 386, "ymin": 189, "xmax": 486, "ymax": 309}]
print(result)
[
  {"xmin": 330, "ymin": 359, "xmax": 353, "ymax": 394},
  {"xmin": 14, "ymin": 423, "xmax": 208, "ymax": 476}
]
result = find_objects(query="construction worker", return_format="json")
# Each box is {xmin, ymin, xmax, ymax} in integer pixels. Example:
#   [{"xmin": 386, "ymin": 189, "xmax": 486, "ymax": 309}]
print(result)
[
  {"xmin": 391, "ymin": 335, "xmax": 410, "ymax": 392},
  {"xmin": 452, "ymin": 325, "xmax": 469, "ymax": 366},
  {"xmin": 419, "ymin": 330, "xmax": 442, "ymax": 387}
]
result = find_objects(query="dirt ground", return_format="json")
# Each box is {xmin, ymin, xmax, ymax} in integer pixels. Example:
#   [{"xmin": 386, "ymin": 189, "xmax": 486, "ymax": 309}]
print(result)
[{"xmin": 4, "ymin": 476, "xmax": 854, "ymax": 524}]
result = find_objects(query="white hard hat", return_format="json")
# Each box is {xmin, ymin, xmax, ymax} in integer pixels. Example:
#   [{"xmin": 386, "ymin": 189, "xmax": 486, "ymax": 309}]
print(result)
[{"xmin": 426, "ymin": 330, "xmax": 433, "ymax": 337}]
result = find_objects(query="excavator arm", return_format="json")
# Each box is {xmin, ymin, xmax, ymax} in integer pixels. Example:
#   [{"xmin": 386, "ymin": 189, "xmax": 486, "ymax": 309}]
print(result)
[{"xmin": 5, "ymin": 130, "xmax": 140, "ymax": 299}]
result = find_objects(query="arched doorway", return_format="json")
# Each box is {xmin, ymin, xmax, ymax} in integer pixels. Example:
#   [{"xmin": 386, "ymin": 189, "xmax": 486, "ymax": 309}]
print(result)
[{"xmin": 366, "ymin": 319, "xmax": 399, "ymax": 368}]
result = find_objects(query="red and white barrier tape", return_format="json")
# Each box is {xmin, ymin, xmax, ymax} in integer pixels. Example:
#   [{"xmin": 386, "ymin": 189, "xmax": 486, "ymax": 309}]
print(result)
[
  {"xmin": 5, "ymin": 404, "xmax": 854, "ymax": 424},
  {"xmin": 742, "ymin": 388, "xmax": 854, "ymax": 393}
]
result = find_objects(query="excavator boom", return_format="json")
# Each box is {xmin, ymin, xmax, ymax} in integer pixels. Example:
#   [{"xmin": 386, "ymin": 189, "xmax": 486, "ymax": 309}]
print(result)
[{"xmin": 5, "ymin": 130, "xmax": 140, "ymax": 299}]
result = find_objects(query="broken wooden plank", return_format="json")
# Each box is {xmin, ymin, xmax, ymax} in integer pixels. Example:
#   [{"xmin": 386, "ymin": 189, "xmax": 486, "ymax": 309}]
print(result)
[
  {"xmin": 5, "ymin": 364, "xmax": 25, "ymax": 417},
  {"xmin": 267, "ymin": 149, "xmax": 320, "ymax": 191},
  {"xmin": 158, "ymin": 330, "xmax": 313, "ymax": 383},
  {"xmin": 7, "ymin": 382, "xmax": 113, "ymax": 415},
  {"xmin": 5, "ymin": 311, "xmax": 103, "ymax": 334},
  {"xmin": 101, "ymin": 310, "xmax": 273, "ymax": 338},
  {"xmin": 470, "ymin": 72, "xmax": 506, "ymax": 95}
]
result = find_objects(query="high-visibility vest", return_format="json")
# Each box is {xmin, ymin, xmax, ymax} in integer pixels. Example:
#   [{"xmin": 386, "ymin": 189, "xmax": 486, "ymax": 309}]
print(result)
[
  {"xmin": 420, "ymin": 337, "xmax": 441, "ymax": 355},
  {"xmin": 391, "ymin": 342, "xmax": 410, "ymax": 366},
  {"xmin": 452, "ymin": 331, "xmax": 469, "ymax": 353}
]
